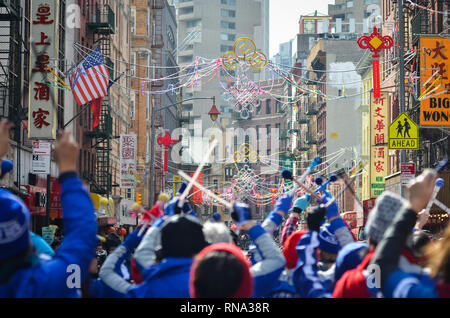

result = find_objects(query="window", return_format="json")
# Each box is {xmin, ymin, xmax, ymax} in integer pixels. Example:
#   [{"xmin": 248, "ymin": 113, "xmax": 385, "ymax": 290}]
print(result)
[
  {"xmin": 146, "ymin": 95, "xmax": 150, "ymax": 120},
  {"xmin": 221, "ymin": 21, "xmax": 235, "ymax": 29},
  {"xmin": 347, "ymin": 1, "xmax": 353, "ymax": 8},
  {"xmin": 180, "ymin": 7, "xmax": 194, "ymax": 15},
  {"xmin": 256, "ymin": 101, "xmax": 262, "ymax": 115},
  {"xmin": 131, "ymin": 6, "xmax": 136, "ymax": 34},
  {"xmin": 147, "ymin": 8, "xmax": 151, "ymax": 37},
  {"xmin": 220, "ymin": 33, "xmax": 235, "ymax": 41},
  {"xmin": 221, "ymin": 9, "xmax": 235, "ymax": 18},
  {"xmin": 266, "ymin": 124, "xmax": 271, "ymax": 139},
  {"xmin": 130, "ymin": 92, "xmax": 135, "ymax": 120},
  {"xmin": 220, "ymin": 45, "xmax": 233, "ymax": 53},
  {"xmin": 266, "ymin": 99, "xmax": 271, "ymax": 114},
  {"xmin": 276, "ymin": 101, "xmax": 283, "ymax": 113},
  {"xmin": 186, "ymin": 19, "xmax": 201, "ymax": 28},
  {"xmin": 179, "ymin": 55, "xmax": 194, "ymax": 63},
  {"xmin": 130, "ymin": 52, "xmax": 136, "ymax": 76},
  {"xmin": 183, "ymin": 103, "xmax": 193, "ymax": 111},
  {"xmin": 221, "ymin": 0, "xmax": 236, "ymax": 5}
]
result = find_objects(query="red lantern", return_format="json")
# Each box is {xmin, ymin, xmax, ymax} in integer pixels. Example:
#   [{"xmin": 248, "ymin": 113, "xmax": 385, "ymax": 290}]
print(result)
[
  {"xmin": 117, "ymin": 227, "xmax": 127, "ymax": 236},
  {"xmin": 105, "ymin": 226, "xmax": 116, "ymax": 235}
]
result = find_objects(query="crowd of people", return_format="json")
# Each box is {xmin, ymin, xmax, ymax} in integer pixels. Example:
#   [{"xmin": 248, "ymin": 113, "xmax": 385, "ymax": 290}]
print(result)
[{"xmin": 0, "ymin": 120, "xmax": 449, "ymax": 298}]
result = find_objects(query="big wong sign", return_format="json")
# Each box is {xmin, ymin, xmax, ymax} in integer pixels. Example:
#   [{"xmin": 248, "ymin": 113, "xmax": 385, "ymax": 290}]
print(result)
[{"xmin": 419, "ymin": 37, "xmax": 450, "ymax": 127}]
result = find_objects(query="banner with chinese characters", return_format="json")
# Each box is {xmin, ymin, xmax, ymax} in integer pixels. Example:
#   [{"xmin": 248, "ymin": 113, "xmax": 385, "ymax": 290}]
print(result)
[
  {"xmin": 120, "ymin": 134, "xmax": 137, "ymax": 189},
  {"xmin": 370, "ymin": 91, "xmax": 389, "ymax": 198},
  {"xmin": 28, "ymin": 0, "xmax": 59, "ymax": 139},
  {"xmin": 419, "ymin": 37, "xmax": 450, "ymax": 127}
]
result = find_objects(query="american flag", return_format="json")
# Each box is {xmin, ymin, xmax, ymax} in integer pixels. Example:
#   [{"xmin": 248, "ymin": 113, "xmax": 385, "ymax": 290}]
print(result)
[{"xmin": 70, "ymin": 48, "xmax": 110, "ymax": 106}]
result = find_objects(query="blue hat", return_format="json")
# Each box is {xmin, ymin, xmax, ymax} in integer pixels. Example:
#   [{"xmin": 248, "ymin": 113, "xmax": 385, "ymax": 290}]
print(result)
[
  {"xmin": 293, "ymin": 195, "xmax": 310, "ymax": 212},
  {"xmin": 318, "ymin": 224, "xmax": 340, "ymax": 254},
  {"xmin": 212, "ymin": 213, "xmax": 221, "ymax": 222},
  {"xmin": 0, "ymin": 189, "xmax": 31, "ymax": 259},
  {"xmin": 334, "ymin": 241, "xmax": 368, "ymax": 282}
]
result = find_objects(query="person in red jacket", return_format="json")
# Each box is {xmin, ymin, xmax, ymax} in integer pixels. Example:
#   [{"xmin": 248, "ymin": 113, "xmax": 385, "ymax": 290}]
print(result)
[{"xmin": 333, "ymin": 190, "xmax": 429, "ymax": 298}]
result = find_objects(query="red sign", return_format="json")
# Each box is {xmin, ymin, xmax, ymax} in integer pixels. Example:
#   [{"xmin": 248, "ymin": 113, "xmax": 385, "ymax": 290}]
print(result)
[
  {"xmin": 50, "ymin": 177, "xmax": 62, "ymax": 212},
  {"xmin": 359, "ymin": 199, "xmax": 377, "ymax": 227},
  {"xmin": 401, "ymin": 163, "xmax": 416, "ymax": 186},
  {"xmin": 190, "ymin": 172, "xmax": 203, "ymax": 205},
  {"xmin": 342, "ymin": 211, "xmax": 358, "ymax": 229}
]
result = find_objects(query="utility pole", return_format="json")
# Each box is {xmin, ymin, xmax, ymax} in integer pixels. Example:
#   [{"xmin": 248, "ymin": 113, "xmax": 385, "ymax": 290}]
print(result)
[{"xmin": 398, "ymin": 0, "xmax": 406, "ymax": 197}]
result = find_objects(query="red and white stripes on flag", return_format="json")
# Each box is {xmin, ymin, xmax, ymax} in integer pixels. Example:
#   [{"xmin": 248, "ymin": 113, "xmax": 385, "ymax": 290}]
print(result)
[{"xmin": 70, "ymin": 48, "xmax": 110, "ymax": 106}]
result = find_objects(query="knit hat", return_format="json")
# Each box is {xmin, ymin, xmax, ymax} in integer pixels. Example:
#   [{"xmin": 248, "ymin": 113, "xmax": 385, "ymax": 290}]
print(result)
[
  {"xmin": 293, "ymin": 195, "xmax": 310, "ymax": 212},
  {"xmin": 283, "ymin": 230, "xmax": 307, "ymax": 269},
  {"xmin": 318, "ymin": 224, "xmax": 340, "ymax": 254},
  {"xmin": 365, "ymin": 191, "xmax": 407, "ymax": 244},
  {"xmin": 0, "ymin": 189, "xmax": 31, "ymax": 259},
  {"xmin": 334, "ymin": 241, "xmax": 368, "ymax": 282},
  {"xmin": 190, "ymin": 242, "xmax": 253, "ymax": 298},
  {"xmin": 160, "ymin": 214, "xmax": 209, "ymax": 259}
]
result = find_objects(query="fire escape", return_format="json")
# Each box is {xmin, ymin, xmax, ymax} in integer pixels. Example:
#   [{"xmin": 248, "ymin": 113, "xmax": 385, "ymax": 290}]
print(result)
[
  {"xmin": 0, "ymin": 0, "xmax": 22, "ymax": 186},
  {"xmin": 85, "ymin": 3, "xmax": 115, "ymax": 196},
  {"xmin": 151, "ymin": 0, "xmax": 165, "ymax": 194}
]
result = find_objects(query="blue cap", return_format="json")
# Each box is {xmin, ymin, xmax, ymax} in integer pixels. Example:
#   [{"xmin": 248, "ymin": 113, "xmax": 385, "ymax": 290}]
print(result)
[
  {"xmin": 212, "ymin": 212, "xmax": 221, "ymax": 222},
  {"xmin": 318, "ymin": 224, "xmax": 340, "ymax": 254},
  {"xmin": 0, "ymin": 189, "xmax": 31, "ymax": 259},
  {"xmin": 334, "ymin": 241, "xmax": 368, "ymax": 282}
]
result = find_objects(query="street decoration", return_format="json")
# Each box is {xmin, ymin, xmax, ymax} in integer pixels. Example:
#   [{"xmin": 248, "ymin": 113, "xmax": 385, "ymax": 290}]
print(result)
[
  {"xmin": 357, "ymin": 26, "xmax": 393, "ymax": 99},
  {"xmin": 157, "ymin": 131, "xmax": 177, "ymax": 173},
  {"xmin": 388, "ymin": 112, "xmax": 419, "ymax": 150}
]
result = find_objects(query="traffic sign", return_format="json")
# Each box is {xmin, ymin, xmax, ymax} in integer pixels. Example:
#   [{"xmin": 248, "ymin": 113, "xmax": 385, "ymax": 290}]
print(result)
[
  {"xmin": 32, "ymin": 141, "xmax": 51, "ymax": 174},
  {"xmin": 388, "ymin": 112, "xmax": 419, "ymax": 150}
]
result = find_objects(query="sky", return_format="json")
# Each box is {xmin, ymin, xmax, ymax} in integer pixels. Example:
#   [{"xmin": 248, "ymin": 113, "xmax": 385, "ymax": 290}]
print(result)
[{"xmin": 269, "ymin": 0, "xmax": 335, "ymax": 57}]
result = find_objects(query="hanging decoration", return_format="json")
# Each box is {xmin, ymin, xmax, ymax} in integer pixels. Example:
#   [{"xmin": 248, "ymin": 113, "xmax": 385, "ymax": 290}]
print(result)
[
  {"xmin": 157, "ymin": 131, "xmax": 177, "ymax": 173},
  {"xmin": 357, "ymin": 26, "xmax": 393, "ymax": 99}
]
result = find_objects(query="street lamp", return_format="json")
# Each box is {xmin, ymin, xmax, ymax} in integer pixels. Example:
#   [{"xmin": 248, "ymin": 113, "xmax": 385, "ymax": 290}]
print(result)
[
  {"xmin": 149, "ymin": 96, "xmax": 218, "ymax": 206},
  {"xmin": 207, "ymin": 97, "xmax": 221, "ymax": 122}
]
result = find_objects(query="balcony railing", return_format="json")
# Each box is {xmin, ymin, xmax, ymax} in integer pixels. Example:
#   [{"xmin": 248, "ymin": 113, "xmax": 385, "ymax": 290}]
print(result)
[
  {"xmin": 305, "ymin": 105, "xmax": 318, "ymax": 116},
  {"xmin": 87, "ymin": 5, "xmax": 115, "ymax": 34},
  {"xmin": 305, "ymin": 133, "xmax": 317, "ymax": 145}
]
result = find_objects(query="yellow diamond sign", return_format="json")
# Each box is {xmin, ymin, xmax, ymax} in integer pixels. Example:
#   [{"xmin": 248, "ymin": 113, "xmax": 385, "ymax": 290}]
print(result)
[
  {"xmin": 369, "ymin": 36, "xmax": 383, "ymax": 50},
  {"xmin": 388, "ymin": 112, "xmax": 419, "ymax": 150}
]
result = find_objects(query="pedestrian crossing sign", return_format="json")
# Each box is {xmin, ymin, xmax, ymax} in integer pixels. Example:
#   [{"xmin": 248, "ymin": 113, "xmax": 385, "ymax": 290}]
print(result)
[{"xmin": 388, "ymin": 113, "xmax": 419, "ymax": 150}]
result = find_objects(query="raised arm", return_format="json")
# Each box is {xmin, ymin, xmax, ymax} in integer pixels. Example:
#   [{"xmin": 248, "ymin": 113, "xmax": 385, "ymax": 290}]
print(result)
[
  {"xmin": 371, "ymin": 170, "xmax": 438, "ymax": 298},
  {"xmin": 38, "ymin": 131, "xmax": 97, "ymax": 297},
  {"xmin": 99, "ymin": 227, "xmax": 146, "ymax": 295}
]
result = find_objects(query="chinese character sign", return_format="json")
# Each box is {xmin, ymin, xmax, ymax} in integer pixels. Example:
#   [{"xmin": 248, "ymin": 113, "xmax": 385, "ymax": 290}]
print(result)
[
  {"xmin": 120, "ymin": 134, "xmax": 137, "ymax": 189},
  {"xmin": 28, "ymin": 0, "xmax": 59, "ymax": 139},
  {"xmin": 370, "ymin": 92, "xmax": 389, "ymax": 198},
  {"xmin": 420, "ymin": 37, "xmax": 450, "ymax": 127}
]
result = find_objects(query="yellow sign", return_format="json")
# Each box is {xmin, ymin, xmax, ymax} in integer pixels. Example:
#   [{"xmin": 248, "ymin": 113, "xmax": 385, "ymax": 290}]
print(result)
[
  {"xmin": 419, "ymin": 37, "xmax": 450, "ymax": 127},
  {"xmin": 173, "ymin": 176, "xmax": 181, "ymax": 197},
  {"xmin": 330, "ymin": 132, "xmax": 338, "ymax": 139},
  {"xmin": 388, "ymin": 113, "xmax": 419, "ymax": 150},
  {"xmin": 370, "ymin": 92, "xmax": 389, "ymax": 198}
]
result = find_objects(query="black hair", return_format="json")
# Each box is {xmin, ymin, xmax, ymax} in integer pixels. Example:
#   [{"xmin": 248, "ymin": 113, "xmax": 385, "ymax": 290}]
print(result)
[{"xmin": 193, "ymin": 250, "xmax": 244, "ymax": 298}]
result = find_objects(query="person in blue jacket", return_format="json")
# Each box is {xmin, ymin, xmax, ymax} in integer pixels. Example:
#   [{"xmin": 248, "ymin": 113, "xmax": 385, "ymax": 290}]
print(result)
[
  {"xmin": 188, "ymin": 201, "xmax": 287, "ymax": 298},
  {"xmin": 90, "ymin": 227, "xmax": 147, "ymax": 298},
  {"xmin": 292, "ymin": 195, "xmax": 357, "ymax": 298},
  {"xmin": 0, "ymin": 127, "xmax": 97, "ymax": 298},
  {"xmin": 100, "ymin": 210, "xmax": 209, "ymax": 298}
]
